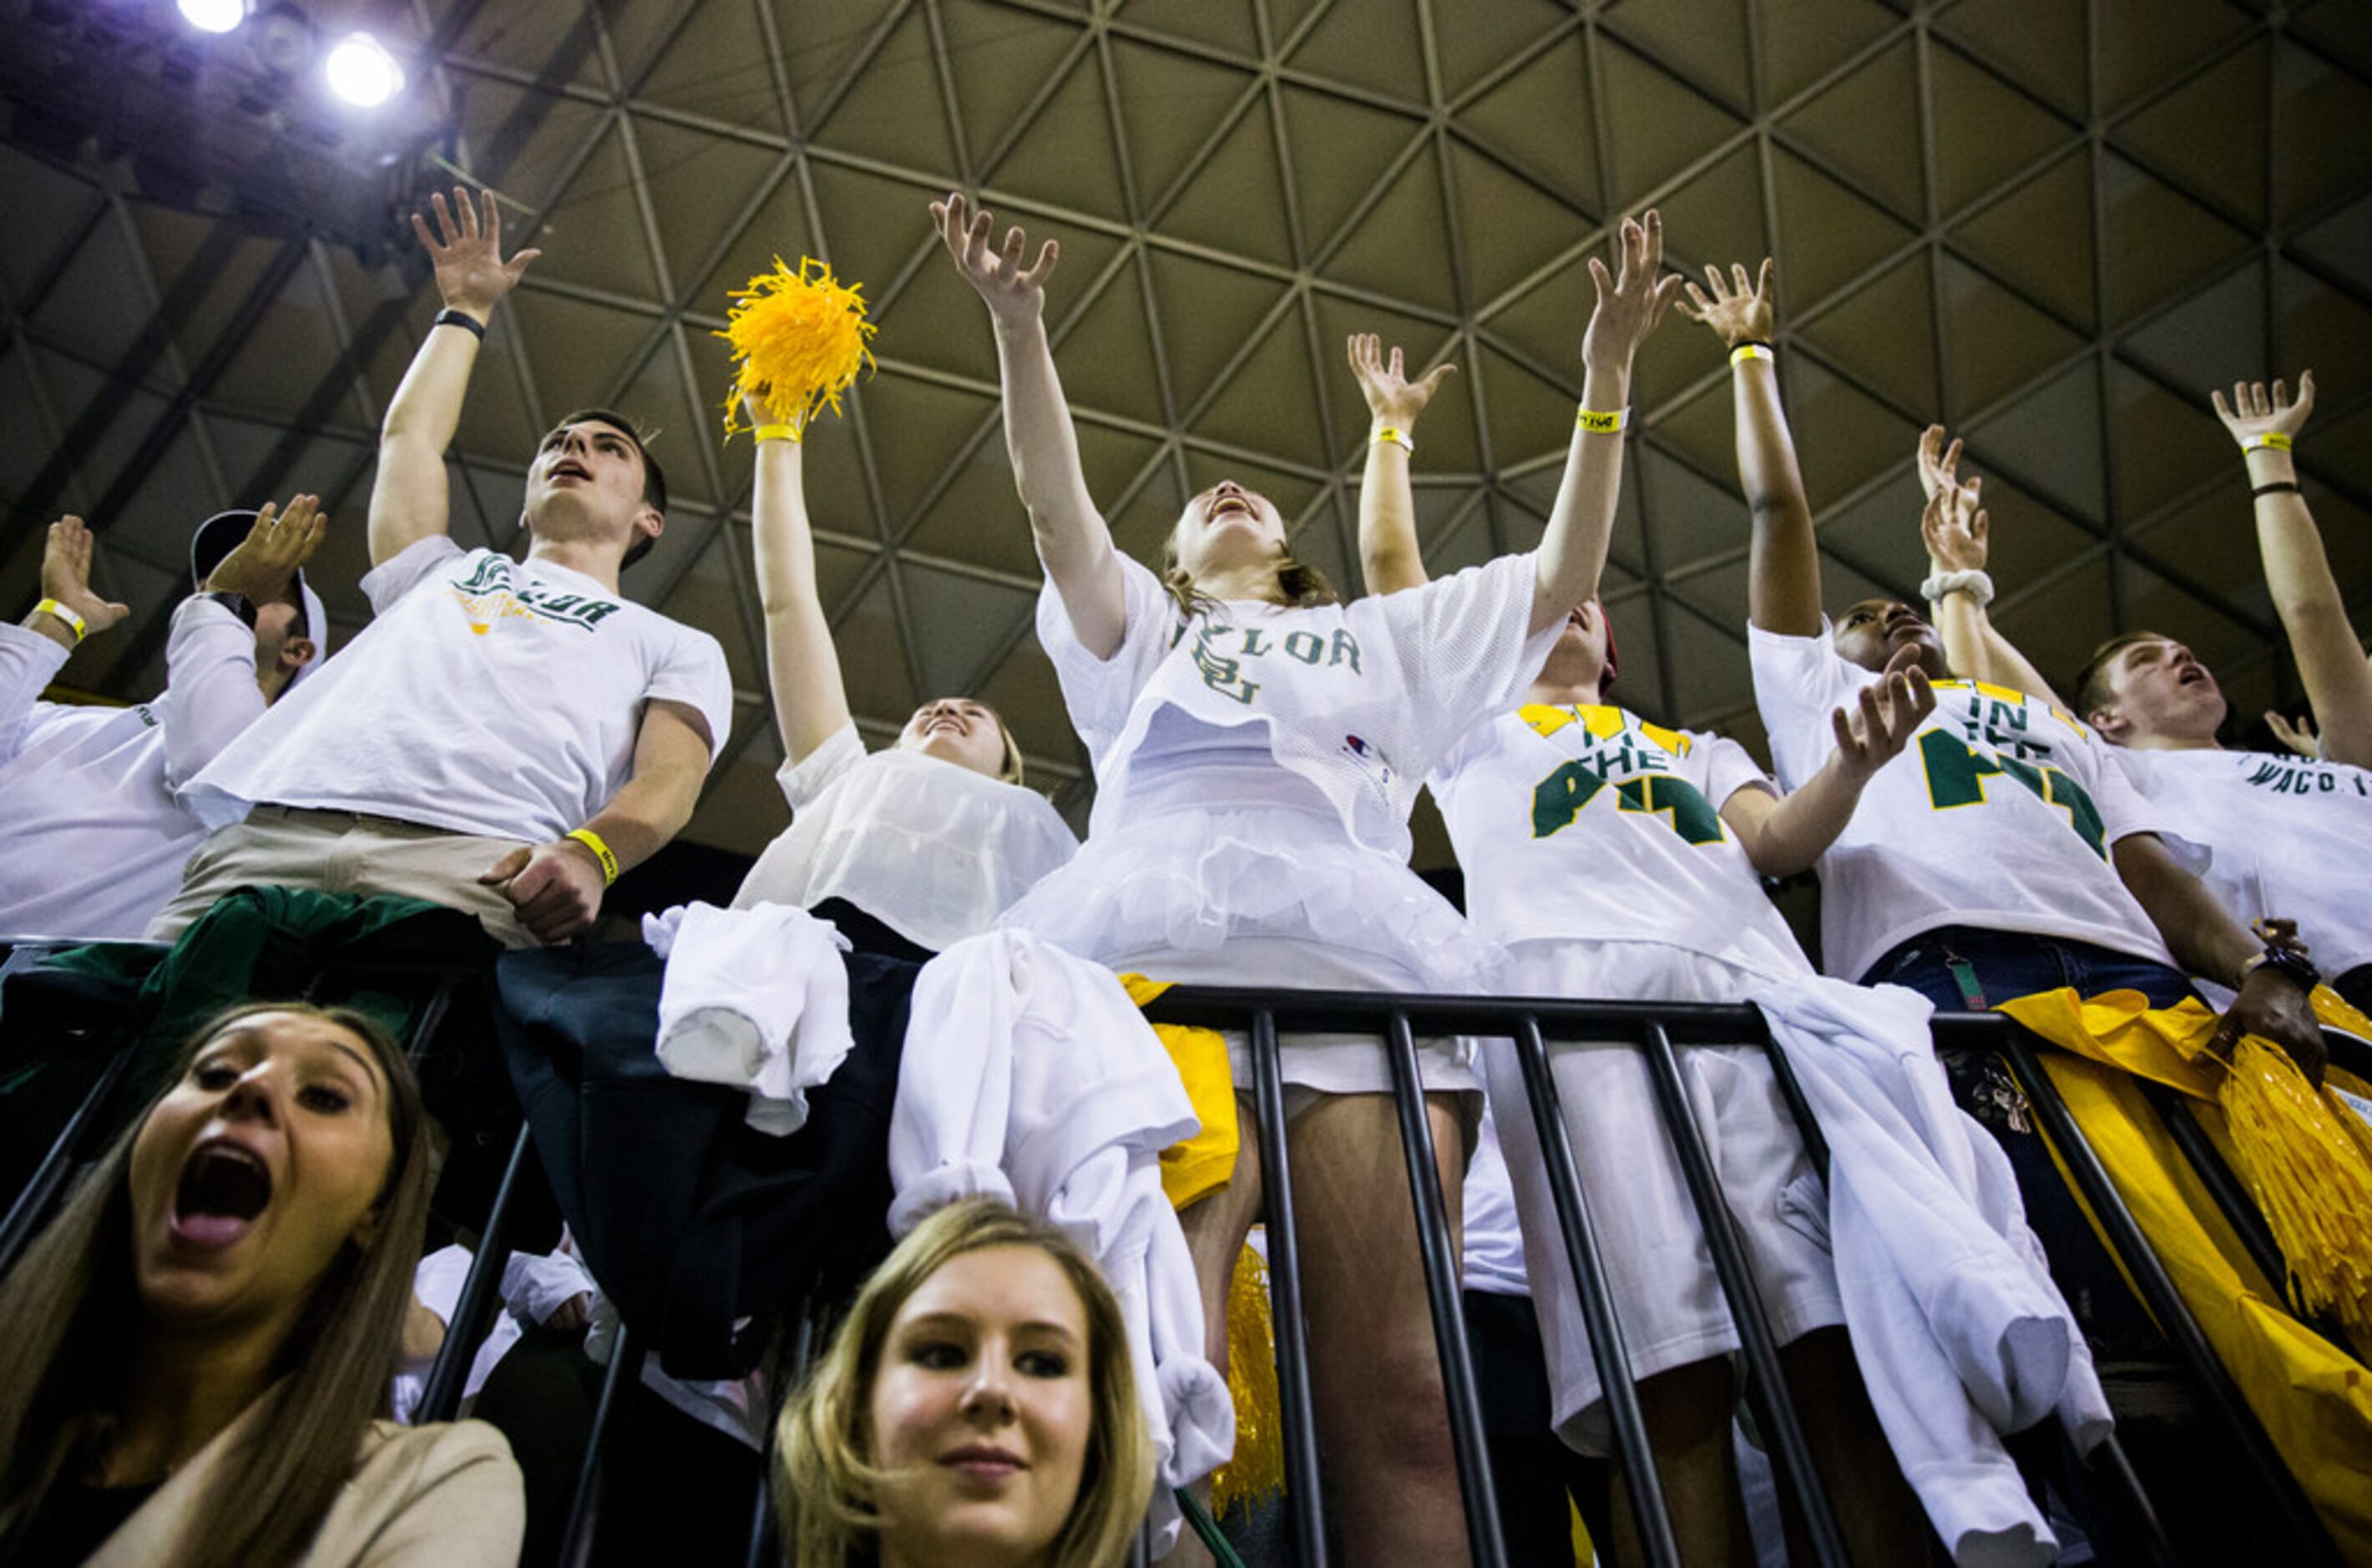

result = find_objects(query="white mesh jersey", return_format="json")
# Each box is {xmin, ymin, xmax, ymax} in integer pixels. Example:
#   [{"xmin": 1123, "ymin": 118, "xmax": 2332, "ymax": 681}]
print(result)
[
  {"xmin": 733, "ymin": 721, "xmax": 1078, "ymax": 953},
  {"xmin": 1749, "ymin": 623, "xmax": 2172, "ymax": 982},
  {"xmin": 2110, "ymin": 745, "xmax": 2372, "ymax": 982},
  {"xmin": 1432, "ymin": 706, "xmax": 1812, "ymax": 980},
  {"xmin": 1041, "ymin": 549, "xmax": 1560, "ymax": 859}
]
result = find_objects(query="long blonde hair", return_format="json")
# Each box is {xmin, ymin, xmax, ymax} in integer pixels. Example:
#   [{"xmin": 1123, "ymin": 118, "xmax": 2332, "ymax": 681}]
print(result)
[
  {"xmin": 775, "ymin": 1200, "xmax": 1155, "ymax": 1568},
  {"xmin": 1159, "ymin": 524, "xmax": 1337, "ymax": 621},
  {"xmin": 0, "ymin": 1002, "xmax": 436, "ymax": 1568}
]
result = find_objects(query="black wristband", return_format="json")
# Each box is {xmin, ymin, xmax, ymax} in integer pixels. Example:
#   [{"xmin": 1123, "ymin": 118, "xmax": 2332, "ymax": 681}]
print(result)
[
  {"xmin": 433, "ymin": 307, "xmax": 487, "ymax": 341},
  {"xmin": 2252, "ymin": 480, "xmax": 2301, "ymax": 498},
  {"xmin": 196, "ymin": 590, "xmax": 258, "ymax": 630},
  {"xmin": 2242, "ymin": 943, "xmax": 2319, "ymax": 992}
]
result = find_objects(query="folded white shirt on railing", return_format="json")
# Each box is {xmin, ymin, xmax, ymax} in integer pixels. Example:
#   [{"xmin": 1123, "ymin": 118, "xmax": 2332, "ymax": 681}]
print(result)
[
  {"xmin": 644, "ymin": 901, "xmax": 854, "ymax": 1137},
  {"xmin": 893, "ymin": 928, "xmax": 1226, "ymax": 1555},
  {"xmin": 1748, "ymin": 973, "xmax": 2112, "ymax": 1568}
]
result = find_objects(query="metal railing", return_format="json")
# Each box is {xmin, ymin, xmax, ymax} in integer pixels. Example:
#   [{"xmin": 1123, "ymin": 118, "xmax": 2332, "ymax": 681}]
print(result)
[{"xmin": 2, "ymin": 941, "xmax": 2359, "ymax": 1565}]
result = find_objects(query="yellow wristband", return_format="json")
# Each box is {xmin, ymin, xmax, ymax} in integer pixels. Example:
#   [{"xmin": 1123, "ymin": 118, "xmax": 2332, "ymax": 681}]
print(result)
[
  {"xmin": 1373, "ymin": 426, "xmax": 1414, "ymax": 454},
  {"xmin": 2243, "ymin": 432, "xmax": 2293, "ymax": 453},
  {"xmin": 565, "ymin": 827, "xmax": 620, "ymax": 886},
  {"xmin": 753, "ymin": 423, "xmax": 799, "ymax": 444},
  {"xmin": 33, "ymin": 599, "xmax": 86, "ymax": 645},
  {"xmin": 1575, "ymin": 407, "xmax": 1627, "ymax": 435},
  {"xmin": 1730, "ymin": 342, "xmax": 1774, "ymax": 367}
]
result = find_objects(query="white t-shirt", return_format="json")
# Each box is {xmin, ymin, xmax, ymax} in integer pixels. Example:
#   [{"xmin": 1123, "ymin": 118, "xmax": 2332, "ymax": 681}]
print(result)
[
  {"xmin": 0, "ymin": 600, "xmax": 267, "ymax": 939},
  {"xmin": 184, "ymin": 539, "xmax": 733, "ymax": 842},
  {"xmin": 2111, "ymin": 746, "xmax": 2372, "ymax": 982},
  {"xmin": 1433, "ymin": 706, "xmax": 1812, "ymax": 981},
  {"xmin": 732, "ymin": 721, "xmax": 1078, "ymax": 953},
  {"xmin": 1749, "ymin": 623, "xmax": 2172, "ymax": 981},
  {"xmin": 1043, "ymin": 549, "xmax": 1560, "ymax": 859}
]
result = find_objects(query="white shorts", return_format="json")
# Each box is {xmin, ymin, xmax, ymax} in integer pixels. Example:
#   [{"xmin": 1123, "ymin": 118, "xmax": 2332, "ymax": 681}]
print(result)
[{"xmin": 1486, "ymin": 940, "xmax": 1842, "ymax": 1454}]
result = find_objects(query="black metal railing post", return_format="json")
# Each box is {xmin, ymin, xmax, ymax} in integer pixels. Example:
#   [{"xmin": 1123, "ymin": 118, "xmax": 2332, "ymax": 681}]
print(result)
[
  {"xmin": 559, "ymin": 1321, "xmax": 645, "ymax": 1568},
  {"xmin": 1380, "ymin": 1011, "xmax": 1506, "ymax": 1568},
  {"xmin": 1634, "ymin": 1021, "xmax": 1849, "ymax": 1567},
  {"xmin": 1507, "ymin": 1018, "xmax": 1681, "ymax": 1568},
  {"xmin": 1248, "ymin": 1008, "xmax": 1328, "ymax": 1568},
  {"xmin": 415, "ymin": 1122, "xmax": 534, "ymax": 1424},
  {"xmin": 0, "ymin": 1031, "xmax": 138, "ymax": 1277}
]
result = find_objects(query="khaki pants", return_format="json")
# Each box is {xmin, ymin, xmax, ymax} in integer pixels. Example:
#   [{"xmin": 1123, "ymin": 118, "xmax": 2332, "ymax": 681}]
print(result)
[{"xmin": 147, "ymin": 805, "xmax": 539, "ymax": 948}]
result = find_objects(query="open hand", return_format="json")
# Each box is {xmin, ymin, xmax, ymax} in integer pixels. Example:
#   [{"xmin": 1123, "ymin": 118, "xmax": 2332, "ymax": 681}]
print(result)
[
  {"xmin": 1580, "ymin": 210, "xmax": 1684, "ymax": 376},
  {"xmin": 411, "ymin": 185, "xmax": 540, "ymax": 319},
  {"xmin": 39, "ymin": 516, "xmax": 131, "ymax": 637},
  {"xmin": 1347, "ymin": 333, "xmax": 1455, "ymax": 432},
  {"xmin": 2212, "ymin": 372, "xmax": 2314, "ymax": 452},
  {"xmin": 932, "ymin": 191, "xmax": 1059, "ymax": 328},
  {"xmin": 478, "ymin": 840, "xmax": 605, "ymax": 943},
  {"xmin": 1676, "ymin": 257, "xmax": 1775, "ymax": 349},
  {"xmin": 203, "ymin": 496, "xmax": 326, "ymax": 604},
  {"xmin": 1919, "ymin": 480, "xmax": 1989, "ymax": 574},
  {"xmin": 1831, "ymin": 642, "xmax": 1935, "ymax": 779},
  {"xmin": 2264, "ymin": 708, "xmax": 2319, "ymax": 759}
]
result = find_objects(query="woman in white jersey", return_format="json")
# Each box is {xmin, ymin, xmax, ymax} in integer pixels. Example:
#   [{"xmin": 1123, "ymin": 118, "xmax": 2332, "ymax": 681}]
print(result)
[
  {"xmin": 726, "ymin": 392, "xmax": 1076, "ymax": 959},
  {"xmin": 1352, "ymin": 321, "xmax": 1935, "ymax": 1565},
  {"xmin": 935, "ymin": 191, "xmax": 1678, "ymax": 1562}
]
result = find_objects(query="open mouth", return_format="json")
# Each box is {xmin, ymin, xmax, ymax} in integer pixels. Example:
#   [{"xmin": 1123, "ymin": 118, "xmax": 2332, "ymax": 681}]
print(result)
[
  {"xmin": 1207, "ymin": 494, "xmax": 1255, "ymax": 522},
  {"xmin": 549, "ymin": 459, "xmax": 591, "ymax": 483},
  {"xmin": 2177, "ymin": 665, "xmax": 2209, "ymax": 687},
  {"xmin": 172, "ymin": 1140, "xmax": 272, "ymax": 1249}
]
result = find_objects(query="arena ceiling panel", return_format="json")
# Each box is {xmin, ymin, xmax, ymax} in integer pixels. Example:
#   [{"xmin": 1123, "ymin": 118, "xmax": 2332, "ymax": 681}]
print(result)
[{"xmin": 4, "ymin": 0, "xmax": 2369, "ymax": 867}]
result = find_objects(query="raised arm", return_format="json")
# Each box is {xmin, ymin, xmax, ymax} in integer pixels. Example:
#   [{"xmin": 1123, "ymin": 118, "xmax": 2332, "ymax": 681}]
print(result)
[
  {"xmin": 370, "ymin": 188, "xmax": 541, "ymax": 568},
  {"xmin": 159, "ymin": 496, "xmax": 328, "ymax": 786},
  {"xmin": 2, "ymin": 517, "xmax": 131, "ymax": 763},
  {"xmin": 933, "ymin": 193, "xmax": 1126, "ymax": 657},
  {"xmin": 1913, "ymin": 438, "xmax": 2068, "ymax": 706},
  {"xmin": 745, "ymin": 397, "xmax": 852, "ymax": 766},
  {"xmin": 1347, "ymin": 333, "xmax": 1454, "ymax": 596},
  {"xmin": 1679, "ymin": 260, "xmax": 1821, "ymax": 636},
  {"xmin": 1722, "ymin": 643, "xmax": 1936, "ymax": 875},
  {"xmin": 2213, "ymin": 372, "xmax": 2372, "ymax": 768},
  {"xmin": 1533, "ymin": 211, "xmax": 1682, "ymax": 633}
]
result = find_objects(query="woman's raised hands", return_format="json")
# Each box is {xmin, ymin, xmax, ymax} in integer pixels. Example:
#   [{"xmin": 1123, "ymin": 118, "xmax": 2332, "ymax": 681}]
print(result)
[
  {"xmin": 1676, "ymin": 257, "xmax": 1776, "ymax": 349},
  {"xmin": 409, "ymin": 186, "xmax": 539, "ymax": 319},
  {"xmin": 1347, "ymin": 334, "xmax": 1456, "ymax": 431},
  {"xmin": 1580, "ymin": 210, "xmax": 1684, "ymax": 375},
  {"xmin": 2212, "ymin": 372, "xmax": 2314, "ymax": 451},
  {"xmin": 932, "ymin": 192, "xmax": 1060, "ymax": 328}
]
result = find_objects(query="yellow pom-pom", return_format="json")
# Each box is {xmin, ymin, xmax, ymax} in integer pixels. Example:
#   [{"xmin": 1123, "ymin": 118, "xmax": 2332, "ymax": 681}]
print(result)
[
  {"xmin": 1209, "ymin": 1242, "xmax": 1284, "ymax": 1516},
  {"xmin": 716, "ymin": 256, "xmax": 876, "ymax": 442},
  {"xmin": 2218, "ymin": 1036, "xmax": 2372, "ymax": 1357}
]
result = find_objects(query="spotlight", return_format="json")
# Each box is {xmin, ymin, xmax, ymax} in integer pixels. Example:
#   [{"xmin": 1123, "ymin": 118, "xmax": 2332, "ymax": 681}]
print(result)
[
  {"xmin": 177, "ymin": 0, "xmax": 247, "ymax": 33},
  {"xmin": 323, "ymin": 31, "xmax": 402, "ymax": 107}
]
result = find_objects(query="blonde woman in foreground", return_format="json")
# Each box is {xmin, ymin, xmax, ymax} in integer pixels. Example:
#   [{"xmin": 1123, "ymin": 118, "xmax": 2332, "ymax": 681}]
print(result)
[{"xmin": 776, "ymin": 1199, "xmax": 1154, "ymax": 1568}]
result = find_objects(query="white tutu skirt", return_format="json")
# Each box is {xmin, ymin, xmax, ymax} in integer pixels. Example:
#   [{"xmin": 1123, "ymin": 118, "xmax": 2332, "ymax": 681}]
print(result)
[{"xmin": 1001, "ymin": 804, "xmax": 1498, "ymax": 1104}]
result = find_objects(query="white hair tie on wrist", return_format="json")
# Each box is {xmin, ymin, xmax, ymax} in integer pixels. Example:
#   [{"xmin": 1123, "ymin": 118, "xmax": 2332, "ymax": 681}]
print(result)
[{"xmin": 1919, "ymin": 569, "xmax": 1995, "ymax": 607}]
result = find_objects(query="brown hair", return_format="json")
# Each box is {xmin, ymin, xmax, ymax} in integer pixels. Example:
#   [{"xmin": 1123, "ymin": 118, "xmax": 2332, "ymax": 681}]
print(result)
[
  {"xmin": 0, "ymin": 1002, "xmax": 437, "ymax": 1568},
  {"xmin": 774, "ymin": 1199, "xmax": 1155, "ymax": 1568},
  {"xmin": 544, "ymin": 407, "xmax": 667, "ymax": 570},
  {"xmin": 2073, "ymin": 629, "xmax": 2167, "ymax": 726},
  {"xmin": 1159, "ymin": 528, "xmax": 1337, "ymax": 620}
]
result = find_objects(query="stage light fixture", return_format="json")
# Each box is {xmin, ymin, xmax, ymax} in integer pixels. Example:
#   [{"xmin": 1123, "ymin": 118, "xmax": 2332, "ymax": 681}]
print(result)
[
  {"xmin": 176, "ymin": 0, "xmax": 248, "ymax": 33},
  {"xmin": 323, "ymin": 31, "xmax": 401, "ymax": 107}
]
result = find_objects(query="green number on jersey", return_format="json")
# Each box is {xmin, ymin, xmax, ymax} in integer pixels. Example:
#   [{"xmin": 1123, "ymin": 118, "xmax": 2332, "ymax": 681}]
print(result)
[
  {"xmin": 1531, "ymin": 764, "xmax": 1724, "ymax": 844},
  {"xmin": 1915, "ymin": 730, "xmax": 2106, "ymax": 857}
]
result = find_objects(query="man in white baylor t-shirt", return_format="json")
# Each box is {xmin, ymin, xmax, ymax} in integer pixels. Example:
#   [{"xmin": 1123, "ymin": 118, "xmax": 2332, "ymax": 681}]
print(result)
[
  {"xmin": 2065, "ymin": 374, "xmax": 2372, "ymax": 1016},
  {"xmin": 150, "ymin": 189, "xmax": 731, "ymax": 948}
]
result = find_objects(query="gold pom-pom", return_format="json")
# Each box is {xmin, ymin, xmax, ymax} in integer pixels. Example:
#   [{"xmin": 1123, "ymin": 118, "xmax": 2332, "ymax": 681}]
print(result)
[
  {"xmin": 2217, "ymin": 1035, "xmax": 2372, "ymax": 1356},
  {"xmin": 1209, "ymin": 1242, "xmax": 1284, "ymax": 1516},
  {"xmin": 716, "ymin": 256, "xmax": 876, "ymax": 441}
]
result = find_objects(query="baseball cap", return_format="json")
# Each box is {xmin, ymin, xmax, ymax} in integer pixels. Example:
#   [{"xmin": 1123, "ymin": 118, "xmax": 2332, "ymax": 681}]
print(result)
[{"xmin": 189, "ymin": 509, "xmax": 331, "ymax": 685}]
